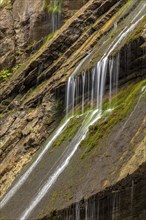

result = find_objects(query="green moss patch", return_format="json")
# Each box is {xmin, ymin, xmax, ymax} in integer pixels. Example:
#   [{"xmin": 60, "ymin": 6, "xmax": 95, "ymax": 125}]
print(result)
[
  {"xmin": 126, "ymin": 16, "xmax": 146, "ymax": 44},
  {"xmin": 0, "ymin": 69, "xmax": 12, "ymax": 81},
  {"xmin": 0, "ymin": 64, "xmax": 21, "ymax": 81},
  {"xmin": 48, "ymin": 0, "xmax": 62, "ymax": 13},
  {"xmin": 52, "ymin": 115, "xmax": 84, "ymax": 148},
  {"xmin": 0, "ymin": 0, "xmax": 12, "ymax": 9},
  {"xmin": 80, "ymin": 79, "xmax": 146, "ymax": 158}
]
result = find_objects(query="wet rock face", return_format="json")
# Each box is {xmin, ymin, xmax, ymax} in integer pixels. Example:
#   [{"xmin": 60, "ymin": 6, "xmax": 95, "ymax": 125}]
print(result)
[
  {"xmin": 0, "ymin": 0, "xmax": 145, "ymax": 214},
  {"xmin": 43, "ymin": 163, "xmax": 146, "ymax": 220},
  {"xmin": 12, "ymin": 0, "xmax": 50, "ymax": 47},
  {"xmin": 0, "ymin": 0, "xmax": 88, "ymax": 70},
  {"xmin": 0, "ymin": 7, "xmax": 15, "ymax": 70}
]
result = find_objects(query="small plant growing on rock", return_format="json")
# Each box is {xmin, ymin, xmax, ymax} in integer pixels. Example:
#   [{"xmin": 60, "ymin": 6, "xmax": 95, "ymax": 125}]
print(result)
[
  {"xmin": 0, "ymin": 69, "xmax": 12, "ymax": 80},
  {"xmin": 48, "ymin": 0, "xmax": 62, "ymax": 14}
]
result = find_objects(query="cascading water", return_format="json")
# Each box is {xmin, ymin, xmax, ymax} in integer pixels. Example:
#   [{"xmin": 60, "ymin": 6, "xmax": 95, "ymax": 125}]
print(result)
[
  {"xmin": 112, "ymin": 191, "xmax": 120, "ymax": 220},
  {"xmin": 0, "ymin": 117, "xmax": 71, "ymax": 208},
  {"xmin": 51, "ymin": 0, "xmax": 62, "ymax": 32},
  {"xmin": 76, "ymin": 203, "xmax": 80, "ymax": 220},
  {"xmin": 66, "ymin": 55, "xmax": 119, "ymax": 116},
  {"xmin": 0, "ymin": 2, "xmax": 145, "ymax": 220},
  {"xmin": 19, "ymin": 14, "xmax": 143, "ymax": 218}
]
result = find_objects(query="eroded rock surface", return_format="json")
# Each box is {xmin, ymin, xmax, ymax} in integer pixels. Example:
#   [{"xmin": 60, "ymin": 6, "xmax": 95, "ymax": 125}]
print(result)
[
  {"xmin": 0, "ymin": 0, "xmax": 146, "ymax": 218},
  {"xmin": 0, "ymin": 0, "xmax": 88, "ymax": 69}
]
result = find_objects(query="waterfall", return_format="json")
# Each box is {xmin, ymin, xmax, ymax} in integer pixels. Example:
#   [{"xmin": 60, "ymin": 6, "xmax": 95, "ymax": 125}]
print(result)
[
  {"xmin": 66, "ymin": 53, "xmax": 91, "ymax": 115},
  {"xmin": 82, "ymin": 72, "xmax": 86, "ymax": 113},
  {"xmin": 66, "ymin": 55, "xmax": 118, "ymax": 115},
  {"xmin": 112, "ymin": 191, "xmax": 119, "ymax": 220},
  {"xmin": 66, "ymin": 13, "xmax": 145, "ymax": 116},
  {"xmin": 19, "ymin": 111, "xmax": 102, "ymax": 220},
  {"xmin": 75, "ymin": 203, "xmax": 80, "ymax": 220},
  {"xmin": 51, "ymin": 0, "xmax": 62, "ymax": 32},
  {"xmin": 0, "ymin": 117, "xmax": 71, "ymax": 209},
  {"xmin": 85, "ymin": 200, "xmax": 88, "ymax": 220},
  {"xmin": 0, "ymin": 3, "xmax": 145, "ymax": 220}
]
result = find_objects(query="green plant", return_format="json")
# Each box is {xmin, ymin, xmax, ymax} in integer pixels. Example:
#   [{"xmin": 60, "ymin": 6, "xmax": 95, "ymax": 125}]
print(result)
[
  {"xmin": 0, "ymin": 69, "xmax": 12, "ymax": 80},
  {"xmin": 12, "ymin": 64, "xmax": 21, "ymax": 72}
]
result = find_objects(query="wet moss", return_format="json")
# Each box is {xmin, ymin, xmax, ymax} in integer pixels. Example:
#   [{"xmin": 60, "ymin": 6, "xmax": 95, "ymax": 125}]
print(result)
[
  {"xmin": 0, "ymin": 69, "xmax": 12, "ymax": 81},
  {"xmin": 52, "ymin": 115, "xmax": 84, "ymax": 148},
  {"xmin": 80, "ymin": 79, "xmax": 146, "ymax": 158},
  {"xmin": 111, "ymin": 15, "xmax": 146, "ymax": 56},
  {"xmin": 48, "ymin": 0, "xmax": 62, "ymax": 13},
  {"xmin": 126, "ymin": 16, "xmax": 146, "ymax": 44},
  {"xmin": 43, "ymin": 0, "xmax": 49, "ymax": 12}
]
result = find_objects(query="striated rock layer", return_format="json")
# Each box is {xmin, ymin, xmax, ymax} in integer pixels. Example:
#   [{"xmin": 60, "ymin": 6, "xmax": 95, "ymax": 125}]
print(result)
[
  {"xmin": 0, "ymin": 0, "xmax": 146, "ymax": 218},
  {"xmin": 42, "ymin": 162, "xmax": 146, "ymax": 220},
  {"xmin": 0, "ymin": 0, "xmax": 88, "ymax": 70}
]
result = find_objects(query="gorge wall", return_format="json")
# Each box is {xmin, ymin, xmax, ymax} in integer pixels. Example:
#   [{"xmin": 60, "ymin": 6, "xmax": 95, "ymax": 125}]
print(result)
[
  {"xmin": 0, "ymin": 0, "xmax": 146, "ymax": 219},
  {"xmin": 43, "ymin": 162, "xmax": 146, "ymax": 220},
  {"xmin": 0, "ymin": 0, "xmax": 88, "ymax": 70}
]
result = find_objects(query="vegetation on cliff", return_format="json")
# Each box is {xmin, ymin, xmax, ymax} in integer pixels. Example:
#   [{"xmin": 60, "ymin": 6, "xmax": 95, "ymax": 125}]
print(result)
[{"xmin": 0, "ymin": 0, "xmax": 146, "ymax": 219}]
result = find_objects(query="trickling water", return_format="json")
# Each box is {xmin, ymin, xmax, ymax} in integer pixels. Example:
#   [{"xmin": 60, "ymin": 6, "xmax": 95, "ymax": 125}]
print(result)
[
  {"xmin": 0, "ymin": 117, "xmax": 71, "ymax": 209},
  {"xmin": 0, "ymin": 2, "xmax": 145, "ymax": 220},
  {"xmin": 66, "ymin": 12, "xmax": 145, "ymax": 117},
  {"xmin": 91, "ymin": 68, "xmax": 95, "ymax": 108},
  {"xmin": 76, "ymin": 203, "xmax": 80, "ymax": 220},
  {"xmin": 19, "ymin": 11, "xmax": 145, "ymax": 220},
  {"xmin": 82, "ymin": 72, "xmax": 86, "ymax": 113},
  {"xmin": 20, "ymin": 110, "xmax": 102, "ymax": 220},
  {"xmin": 131, "ymin": 180, "xmax": 134, "ymax": 216},
  {"xmin": 66, "ymin": 53, "xmax": 91, "ymax": 115},
  {"xmin": 114, "ymin": 22, "xmax": 117, "ymax": 30},
  {"xmin": 51, "ymin": 0, "xmax": 62, "ymax": 32},
  {"xmin": 109, "ymin": 59, "xmax": 114, "ymax": 107},
  {"xmin": 66, "ymin": 54, "xmax": 119, "ymax": 115},
  {"xmin": 85, "ymin": 201, "xmax": 88, "ymax": 220},
  {"xmin": 112, "ymin": 191, "xmax": 119, "ymax": 220}
]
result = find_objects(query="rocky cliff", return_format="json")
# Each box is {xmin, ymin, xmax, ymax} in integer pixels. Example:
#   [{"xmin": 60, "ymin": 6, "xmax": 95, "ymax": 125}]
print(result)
[
  {"xmin": 0, "ymin": 0, "xmax": 88, "ymax": 70},
  {"xmin": 0, "ymin": 0, "xmax": 146, "ymax": 219}
]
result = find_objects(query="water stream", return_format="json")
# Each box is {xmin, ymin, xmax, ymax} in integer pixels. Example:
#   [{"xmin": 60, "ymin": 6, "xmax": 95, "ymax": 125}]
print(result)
[
  {"xmin": 51, "ymin": 0, "xmax": 62, "ymax": 32},
  {"xmin": 20, "ymin": 14, "xmax": 145, "ymax": 219},
  {"xmin": 0, "ymin": 2, "xmax": 145, "ymax": 220},
  {"xmin": 0, "ymin": 118, "xmax": 71, "ymax": 208}
]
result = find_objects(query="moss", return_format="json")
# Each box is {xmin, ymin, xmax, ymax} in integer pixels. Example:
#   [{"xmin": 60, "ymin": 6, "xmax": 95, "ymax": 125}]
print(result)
[
  {"xmin": 0, "ymin": 69, "xmax": 12, "ymax": 80},
  {"xmin": 111, "ymin": 15, "xmax": 146, "ymax": 56},
  {"xmin": 0, "ymin": 0, "xmax": 12, "ymax": 9},
  {"xmin": 48, "ymin": 0, "xmax": 62, "ymax": 13},
  {"xmin": 82, "ymin": 0, "xmax": 138, "ymax": 71},
  {"xmin": 10, "ymin": 31, "xmax": 56, "ymax": 83},
  {"xmin": 43, "ymin": 0, "xmax": 49, "ymax": 11},
  {"xmin": 126, "ymin": 16, "xmax": 146, "ymax": 44},
  {"xmin": 0, "ymin": 63, "xmax": 22, "ymax": 81},
  {"xmin": 0, "ymin": 113, "xmax": 4, "ymax": 118},
  {"xmin": 52, "ymin": 115, "xmax": 84, "ymax": 148},
  {"xmin": 12, "ymin": 64, "xmax": 21, "ymax": 73},
  {"xmin": 80, "ymin": 79, "xmax": 146, "ymax": 159}
]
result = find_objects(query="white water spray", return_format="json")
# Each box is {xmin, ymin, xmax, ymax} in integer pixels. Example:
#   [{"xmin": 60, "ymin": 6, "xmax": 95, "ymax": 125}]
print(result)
[
  {"xmin": 20, "ymin": 111, "xmax": 101, "ymax": 220},
  {"xmin": 0, "ymin": 3, "xmax": 145, "ymax": 220},
  {"xmin": 51, "ymin": 0, "xmax": 62, "ymax": 32},
  {"xmin": 0, "ymin": 117, "xmax": 71, "ymax": 209}
]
